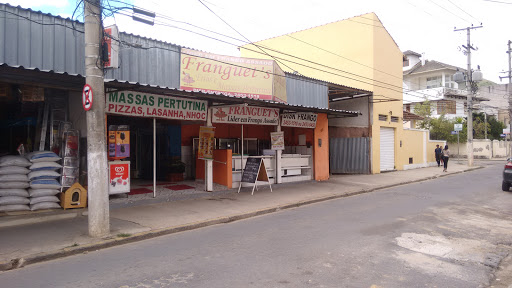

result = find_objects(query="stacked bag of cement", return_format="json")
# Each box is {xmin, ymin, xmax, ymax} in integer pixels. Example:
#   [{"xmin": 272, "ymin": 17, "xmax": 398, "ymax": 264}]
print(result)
[
  {"xmin": 0, "ymin": 155, "xmax": 31, "ymax": 212},
  {"xmin": 26, "ymin": 151, "xmax": 62, "ymax": 211}
]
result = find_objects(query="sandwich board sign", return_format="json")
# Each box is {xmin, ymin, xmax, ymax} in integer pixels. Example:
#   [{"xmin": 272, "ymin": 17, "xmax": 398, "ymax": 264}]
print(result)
[{"xmin": 238, "ymin": 157, "xmax": 272, "ymax": 195}]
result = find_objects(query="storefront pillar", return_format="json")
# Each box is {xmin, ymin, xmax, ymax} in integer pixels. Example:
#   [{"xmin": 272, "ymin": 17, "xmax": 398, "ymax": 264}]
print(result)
[
  {"xmin": 205, "ymin": 108, "xmax": 213, "ymax": 192},
  {"xmin": 276, "ymin": 120, "xmax": 282, "ymax": 184}
]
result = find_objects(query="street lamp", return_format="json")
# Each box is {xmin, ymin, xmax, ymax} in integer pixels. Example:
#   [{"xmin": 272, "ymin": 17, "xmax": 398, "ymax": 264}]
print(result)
[{"xmin": 453, "ymin": 66, "xmax": 483, "ymax": 166}]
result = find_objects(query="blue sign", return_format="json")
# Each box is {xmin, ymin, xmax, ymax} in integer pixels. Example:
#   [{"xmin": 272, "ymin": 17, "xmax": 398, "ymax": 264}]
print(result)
[
  {"xmin": 451, "ymin": 131, "xmax": 458, "ymax": 135},
  {"xmin": 501, "ymin": 134, "xmax": 507, "ymax": 138}
]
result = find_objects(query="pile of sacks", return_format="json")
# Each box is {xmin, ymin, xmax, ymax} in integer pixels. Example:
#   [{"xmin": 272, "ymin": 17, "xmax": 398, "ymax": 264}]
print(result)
[{"xmin": 0, "ymin": 151, "xmax": 62, "ymax": 212}]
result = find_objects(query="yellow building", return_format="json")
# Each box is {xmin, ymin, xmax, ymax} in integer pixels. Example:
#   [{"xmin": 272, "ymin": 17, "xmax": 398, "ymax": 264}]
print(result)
[{"xmin": 241, "ymin": 13, "xmax": 406, "ymax": 173}]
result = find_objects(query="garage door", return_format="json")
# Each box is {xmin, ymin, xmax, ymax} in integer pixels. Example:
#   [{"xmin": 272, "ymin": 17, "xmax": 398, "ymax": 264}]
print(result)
[{"xmin": 380, "ymin": 127, "xmax": 395, "ymax": 172}]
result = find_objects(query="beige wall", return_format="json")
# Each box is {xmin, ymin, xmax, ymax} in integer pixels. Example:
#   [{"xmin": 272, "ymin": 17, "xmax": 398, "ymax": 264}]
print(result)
[{"xmin": 241, "ymin": 13, "xmax": 404, "ymax": 174}]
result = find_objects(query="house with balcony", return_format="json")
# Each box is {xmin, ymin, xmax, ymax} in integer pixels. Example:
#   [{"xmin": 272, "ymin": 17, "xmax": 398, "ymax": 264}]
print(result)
[{"xmin": 402, "ymin": 50, "xmax": 488, "ymax": 121}]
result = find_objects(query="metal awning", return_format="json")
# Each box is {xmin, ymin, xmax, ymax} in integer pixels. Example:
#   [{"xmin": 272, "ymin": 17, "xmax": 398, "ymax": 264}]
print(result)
[{"xmin": 105, "ymin": 79, "xmax": 361, "ymax": 118}]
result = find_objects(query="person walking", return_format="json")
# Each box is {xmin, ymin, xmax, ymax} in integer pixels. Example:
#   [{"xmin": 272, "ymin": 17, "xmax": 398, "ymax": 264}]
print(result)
[
  {"xmin": 442, "ymin": 145, "xmax": 450, "ymax": 172},
  {"xmin": 434, "ymin": 144, "xmax": 442, "ymax": 167}
]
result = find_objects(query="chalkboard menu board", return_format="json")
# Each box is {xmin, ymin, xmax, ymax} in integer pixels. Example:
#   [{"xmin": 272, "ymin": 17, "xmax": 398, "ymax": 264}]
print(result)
[{"xmin": 241, "ymin": 157, "xmax": 262, "ymax": 184}]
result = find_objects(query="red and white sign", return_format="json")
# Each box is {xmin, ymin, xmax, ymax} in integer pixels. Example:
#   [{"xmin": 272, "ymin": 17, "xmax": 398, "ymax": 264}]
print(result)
[
  {"xmin": 212, "ymin": 104, "xmax": 279, "ymax": 125},
  {"xmin": 109, "ymin": 161, "xmax": 130, "ymax": 194},
  {"xmin": 103, "ymin": 25, "xmax": 119, "ymax": 68},
  {"xmin": 281, "ymin": 112, "xmax": 317, "ymax": 128},
  {"xmin": 82, "ymin": 84, "xmax": 93, "ymax": 111}
]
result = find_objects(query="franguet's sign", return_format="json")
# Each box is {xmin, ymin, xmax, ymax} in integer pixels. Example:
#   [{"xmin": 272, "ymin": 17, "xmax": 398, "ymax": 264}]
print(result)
[
  {"xmin": 180, "ymin": 49, "xmax": 287, "ymax": 103},
  {"xmin": 212, "ymin": 105, "xmax": 279, "ymax": 125}
]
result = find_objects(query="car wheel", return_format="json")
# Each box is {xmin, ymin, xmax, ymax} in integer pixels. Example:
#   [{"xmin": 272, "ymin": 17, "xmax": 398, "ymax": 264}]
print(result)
[{"xmin": 502, "ymin": 181, "xmax": 510, "ymax": 191}]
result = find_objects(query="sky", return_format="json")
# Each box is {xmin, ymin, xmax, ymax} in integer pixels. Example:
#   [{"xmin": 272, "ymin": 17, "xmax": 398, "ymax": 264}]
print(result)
[{"xmin": 5, "ymin": 0, "xmax": 512, "ymax": 83}]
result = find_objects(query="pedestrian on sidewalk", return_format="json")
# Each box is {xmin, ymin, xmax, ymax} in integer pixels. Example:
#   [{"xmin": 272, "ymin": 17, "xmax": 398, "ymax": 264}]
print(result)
[
  {"xmin": 442, "ymin": 145, "xmax": 450, "ymax": 172},
  {"xmin": 435, "ymin": 144, "xmax": 442, "ymax": 167}
]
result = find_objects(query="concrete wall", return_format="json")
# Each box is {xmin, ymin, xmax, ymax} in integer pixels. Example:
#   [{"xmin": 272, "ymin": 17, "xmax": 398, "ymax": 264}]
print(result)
[
  {"xmin": 493, "ymin": 140, "xmax": 508, "ymax": 158},
  {"xmin": 401, "ymin": 129, "xmax": 426, "ymax": 169},
  {"xmin": 399, "ymin": 129, "xmax": 445, "ymax": 170},
  {"xmin": 449, "ymin": 139, "xmax": 492, "ymax": 159}
]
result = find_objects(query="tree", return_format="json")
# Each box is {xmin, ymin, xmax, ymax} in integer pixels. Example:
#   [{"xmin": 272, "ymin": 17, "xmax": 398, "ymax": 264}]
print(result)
[{"xmin": 413, "ymin": 100, "xmax": 433, "ymax": 130}]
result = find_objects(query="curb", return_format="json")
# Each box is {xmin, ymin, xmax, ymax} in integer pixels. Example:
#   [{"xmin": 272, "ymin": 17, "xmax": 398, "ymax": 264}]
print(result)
[{"xmin": 0, "ymin": 166, "xmax": 483, "ymax": 271}]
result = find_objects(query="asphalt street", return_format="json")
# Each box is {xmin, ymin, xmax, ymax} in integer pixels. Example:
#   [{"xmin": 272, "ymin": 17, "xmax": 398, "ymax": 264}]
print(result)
[{"xmin": 1, "ymin": 161, "xmax": 512, "ymax": 288}]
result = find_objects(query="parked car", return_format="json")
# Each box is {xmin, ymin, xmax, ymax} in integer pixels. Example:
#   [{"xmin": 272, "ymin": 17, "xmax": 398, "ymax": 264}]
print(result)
[{"xmin": 502, "ymin": 158, "xmax": 512, "ymax": 191}]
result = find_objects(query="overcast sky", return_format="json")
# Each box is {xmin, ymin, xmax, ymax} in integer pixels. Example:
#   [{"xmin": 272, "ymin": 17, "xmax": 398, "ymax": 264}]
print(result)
[{"xmin": 6, "ymin": 0, "xmax": 512, "ymax": 84}]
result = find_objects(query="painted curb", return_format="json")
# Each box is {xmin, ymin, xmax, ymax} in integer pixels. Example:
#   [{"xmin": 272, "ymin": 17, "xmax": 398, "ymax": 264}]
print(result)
[{"xmin": 0, "ymin": 166, "xmax": 482, "ymax": 271}]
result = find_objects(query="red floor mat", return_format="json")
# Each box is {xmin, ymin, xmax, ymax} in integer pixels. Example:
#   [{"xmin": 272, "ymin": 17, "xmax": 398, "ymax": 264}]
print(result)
[
  {"xmin": 128, "ymin": 188, "xmax": 153, "ymax": 195},
  {"xmin": 140, "ymin": 182, "xmax": 175, "ymax": 187},
  {"xmin": 165, "ymin": 184, "xmax": 195, "ymax": 191}
]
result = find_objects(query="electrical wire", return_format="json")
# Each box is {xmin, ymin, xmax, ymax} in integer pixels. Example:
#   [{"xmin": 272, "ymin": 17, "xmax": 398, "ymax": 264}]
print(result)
[
  {"xmin": 446, "ymin": 0, "xmax": 481, "ymax": 24},
  {"xmin": 426, "ymin": 0, "xmax": 472, "ymax": 24},
  {"xmin": 196, "ymin": 0, "xmax": 300, "ymax": 75}
]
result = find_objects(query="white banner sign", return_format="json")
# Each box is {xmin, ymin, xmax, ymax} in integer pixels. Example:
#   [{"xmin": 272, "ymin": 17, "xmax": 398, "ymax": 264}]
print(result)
[
  {"xmin": 106, "ymin": 91, "xmax": 208, "ymax": 121},
  {"xmin": 212, "ymin": 105, "xmax": 279, "ymax": 125},
  {"xmin": 281, "ymin": 112, "xmax": 317, "ymax": 128},
  {"xmin": 271, "ymin": 132, "xmax": 284, "ymax": 150}
]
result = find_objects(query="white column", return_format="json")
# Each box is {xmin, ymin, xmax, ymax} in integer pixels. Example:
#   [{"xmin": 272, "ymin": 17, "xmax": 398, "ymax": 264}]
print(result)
[
  {"xmin": 206, "ymin": 108, "xmax": 213, "ymax": 192},
  {"xmin": 276, "ymin": 120, "xmax": 282, "ymax": 184},
  {"xmin": 153, "ymin": 117, "xmax": 156, "ymax": 198}
]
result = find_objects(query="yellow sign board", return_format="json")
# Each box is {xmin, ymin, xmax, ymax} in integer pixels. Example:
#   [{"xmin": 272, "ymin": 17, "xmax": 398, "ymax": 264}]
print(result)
[
  {"xmin": 180, "ymin": 48, "xmax": 287, "ymax": 103},
  {"xmin": 198, "ymin": 126, "xmax": 215, "ymax": 160}
]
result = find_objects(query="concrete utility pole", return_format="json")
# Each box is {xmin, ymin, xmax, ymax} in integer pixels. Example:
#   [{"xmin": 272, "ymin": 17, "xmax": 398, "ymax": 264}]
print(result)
[
  {"xmin": 84, "ymin": 0, "xmax": 110, "ymax": 237},
  {"xmin": 455, "ymin": 25, "xmax": 482, "ymax": 167},
  {"xmin": 499, "ymin": 41, "xmax": 512, "ymax": 157}
]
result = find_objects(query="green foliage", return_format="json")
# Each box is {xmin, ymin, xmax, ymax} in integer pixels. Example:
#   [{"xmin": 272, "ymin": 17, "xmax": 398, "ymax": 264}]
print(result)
[
  {"xmin": 413, "ymin": 100, "xmax": 433, "ymax": 130},
  {"xmin": 472, "ymin": 112, "xmax": 505, "ymax": 140},
  {"xmin": 429, "ymin": 115, "xmax": 467, "ymax": 143}
]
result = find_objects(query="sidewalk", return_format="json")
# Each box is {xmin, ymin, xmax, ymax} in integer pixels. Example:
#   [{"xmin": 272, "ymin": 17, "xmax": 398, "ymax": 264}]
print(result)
[{"xmin": 0, "ymin": 162, "xmax": 481, "ymax": 270}]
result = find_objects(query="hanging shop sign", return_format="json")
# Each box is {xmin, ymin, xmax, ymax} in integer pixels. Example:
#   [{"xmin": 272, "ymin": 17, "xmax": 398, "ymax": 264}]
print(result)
[
  {"xmin": 212, "ymin": 105, "xmax": 279, "ymax": 125},
  {"xmin": 281, "ymin": 112, "xmax": 317, "ymax": 128},
  {"xmin": 106, "ymin": 91, "xmax": 208, "ymax": 121},
  {"xmin": 198, "ymin": 126, "xmax": 215, "ymax": 160},
  {"xmin": 82, "ymin": 84, "xmax": 93, "ymax": 111},
  {"xmin": 180, "ymin": 48, "xmax": 287, "ymax": 103},
  {"xmin": 270, "ymin": 132, "xmax": 284, "ymax": 150},
  {"xmin": 103, "ymin": 25, "xmax": 119, "ymax": 68}
]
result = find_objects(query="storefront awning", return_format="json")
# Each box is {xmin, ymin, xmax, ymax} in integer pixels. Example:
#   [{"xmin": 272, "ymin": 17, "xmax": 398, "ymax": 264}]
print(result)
[{"xmin": 104, "ymin": 79, "xmax": 361, "ymax": 118}]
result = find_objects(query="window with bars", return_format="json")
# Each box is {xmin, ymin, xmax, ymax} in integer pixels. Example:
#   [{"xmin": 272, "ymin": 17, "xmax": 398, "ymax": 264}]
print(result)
[
  {"xmin": 379, "ymin": 114, "xmax": 388, "ymax": 121},
  {"xmin": 391, "ymin": 116, "xmax": 399, "ymax": 123},
  {"xmin": 437, "ymin": 100, "xmax": 456, "ymax": 114}
]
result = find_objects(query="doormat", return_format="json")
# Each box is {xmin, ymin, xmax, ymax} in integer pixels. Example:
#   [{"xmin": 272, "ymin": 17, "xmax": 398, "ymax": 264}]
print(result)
[
  {"xmin": 140, "ymin": 182, "xmax": 175, "ymax": 187},
  {"xmin": 128, "ymin": 188, "xmax": 153, "ymax": 195},
  {"xmin": 165, "ymin": 184, "xmax": 195, "ymax": 191}
]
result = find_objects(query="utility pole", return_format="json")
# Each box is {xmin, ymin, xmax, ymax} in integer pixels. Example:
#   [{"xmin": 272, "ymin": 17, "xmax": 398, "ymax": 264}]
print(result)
[
  {"xmin": 84, "ymin": 0, "xmax": 110, "ymax": 237},
  {"xmin": 455, "ymin": 25, "xmax": 482, "ymax": 167},
  {"xmin": 499, "ymin": 41, "xmax": 512, "ymax": 158}
]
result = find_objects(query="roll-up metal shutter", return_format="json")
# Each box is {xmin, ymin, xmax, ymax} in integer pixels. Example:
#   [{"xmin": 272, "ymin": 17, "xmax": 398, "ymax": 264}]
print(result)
[{"xmin": 380, "ymin": 127, "xmax": 395, "ymax": 172}]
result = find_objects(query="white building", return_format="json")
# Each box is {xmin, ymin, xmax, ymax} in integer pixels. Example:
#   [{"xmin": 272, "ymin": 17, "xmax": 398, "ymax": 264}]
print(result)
[{"xmin": 402, "ymin": 50, "xmax": 488, "ymax": 120}]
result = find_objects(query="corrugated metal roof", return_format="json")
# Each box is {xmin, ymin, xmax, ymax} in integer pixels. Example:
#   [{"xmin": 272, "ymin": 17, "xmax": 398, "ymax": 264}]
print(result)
[
  {"xmin": 0, "ymin": 3, "xmax": 370, "ymax": 112},
  {"xmin": 104, "ymin": 79, "xmax": 361, "ymax": 117}
]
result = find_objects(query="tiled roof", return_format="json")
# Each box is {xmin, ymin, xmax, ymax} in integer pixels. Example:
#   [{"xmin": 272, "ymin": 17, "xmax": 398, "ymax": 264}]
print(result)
[
  {"xmin": 403, "ymin": 50, "xmax": 421, "ymax": 57},
  {"xmin": 405, "ymin": 60, "xmax": 465, "ymax": 75}
]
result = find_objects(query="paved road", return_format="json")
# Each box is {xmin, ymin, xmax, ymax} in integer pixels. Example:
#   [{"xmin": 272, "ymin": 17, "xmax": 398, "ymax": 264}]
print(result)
[{"xmin": 1, "ymin": 162, "xmax": 512, "ymax": 288}]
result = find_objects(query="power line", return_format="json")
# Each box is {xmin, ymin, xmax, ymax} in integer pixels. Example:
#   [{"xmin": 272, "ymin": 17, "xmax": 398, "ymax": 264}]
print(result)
[
  {"xmin": 446, "ymin": 0, "xmax": 481, "ymax": 24},
  {"xmin": 196, "ymin": 0, "xmax": 300, "ymax": 74},
  {"xmin": 426, "ymin": 0, "xmax": 472, "ymax": 24},
  {"xmin": 482, "ymin": 0, "xmax": 512, "ymax": 4}
]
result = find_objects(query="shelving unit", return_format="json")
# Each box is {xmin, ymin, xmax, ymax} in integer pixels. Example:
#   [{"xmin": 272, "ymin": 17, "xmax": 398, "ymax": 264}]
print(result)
[{"xmin": 60, "ymin": 129, "xmax": 80, "ymax": 191}]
